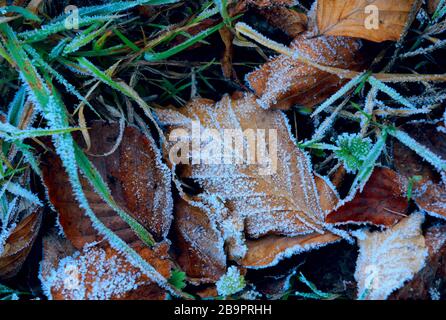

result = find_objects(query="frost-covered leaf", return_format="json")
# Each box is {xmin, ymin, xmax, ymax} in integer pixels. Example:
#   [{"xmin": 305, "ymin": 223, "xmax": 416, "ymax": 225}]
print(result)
[
  {"xmin": 246, "ymin": 32, "xmax": 363, "ymax": 110},
  {"xmin": 216, "ymin": 266, "xmax": 245, "ymax": 297},
  {"xmin": 327, "ymin": 167, "xmax": 408, "ymax": 227},
  {"xmin": 40, "ymin": 121, "xmax": 173, "ymax": 249},
  {"xmin": 334, "ymin": 133, "xmax": 372, "ymax": 174},
  {"xmin": 0, "ymin": 209, "xmax": 42, "ymax": 279},
  {"xmin": 156, "ymin": 93, "xmax": 341, "ymax": 262},
  {"xmin": 39, "ymin": 237, "xmax": 172, "ymax": 300},
  {"xmin": 316, "ymin": 0, "xmax": 418, "ymax": 42},
  {"xmin": 173, "ymin": 197, "xmax": 226, "ymax": 283},
  {"xmin": 355, "ymin": 212, "xmax": 428, "ymax": 300},
  {"xmin": 241, "ymin": 233, "xmax": 341, "ymax": 269}
]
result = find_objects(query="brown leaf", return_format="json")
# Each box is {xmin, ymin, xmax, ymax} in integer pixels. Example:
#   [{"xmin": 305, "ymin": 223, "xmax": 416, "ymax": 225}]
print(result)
[
  {"xmin": 156, "ymin": 93, "xmax": 339, "ymax": 262},
  {"xmin": 241, "ymin": 233, "xmax": 341, "ymax": 268},
  {"xmin": 173, "ymin": 197, "xmax": 227, "ymax": 283},
  {"xmin": 259, "ymin": 7, "xmax": 307, "ymax": 37},
  {"xmin": 326, "ymin": 167, "xmax": 408, "ymax": 227},
  {"xmin": 316, "ymin": 0, "xmax": 418, "ymax": 42},
  {"xmin": 0, "ymin": 209, "xmax": 42, "ymax": 279},
  {"xmin": 393, "ymin": 122, "xmax": 446, "ymax": 219},
  {"xmin": 391, "ymin": 224, "xmax": 446, "ymax": 300},
  {"xmin": 40, "ymin": 121, "xmax": 173, "ymax": 249},
  {"xmin": 246, "ymin": 32, "xmax": 363, "ymax": 110},
  {"xmin": 40, "ymin": 235, "xmax": 172, "ymax": 300}
]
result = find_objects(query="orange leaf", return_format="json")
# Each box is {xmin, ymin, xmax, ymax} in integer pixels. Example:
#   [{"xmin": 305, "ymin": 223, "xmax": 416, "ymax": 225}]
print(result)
[
  {"xmin": 246, "ymin": 32, "xmax": 363, "ymax": 110},
  {"xmin": 326, "ymin": 167, "xmax": 408, "ymax": 227},
  {"xmin": 316, "ymin": 0, "xmax": 418, "ymax": 42}
]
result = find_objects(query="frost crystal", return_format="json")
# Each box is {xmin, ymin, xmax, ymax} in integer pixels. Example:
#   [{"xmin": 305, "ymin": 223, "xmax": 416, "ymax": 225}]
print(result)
[
  {"xmin": 216, "ymin": 266, "xmax": 246, "ymax": 297},
  {"xmin": 334, "ymin": 133, "xmax": 372, "ymax": 174}
]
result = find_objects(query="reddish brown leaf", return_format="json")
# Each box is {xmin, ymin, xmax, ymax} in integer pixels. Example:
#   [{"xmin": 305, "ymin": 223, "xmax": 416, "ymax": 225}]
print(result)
[
  {"xmin": 0, "ymin": 209, "xmax": 42, "ymax": 279},
  {"xmin": 246, "ymin": 32, "xmax": 363, "ymax": 110},
  {"xmin": 173, "ymin": 197, "xmax": 226, "ymax": 284},
  {"xmin": 40, "ymin": 233, "xmax": 172, "ymax": 300},
  {"xmin": 326, "ymin": 167, "xmax": 408, "ymax": 227},
  {"xmin": 40, "ymin": 121, "xmax": 173, "ymax": 249}
]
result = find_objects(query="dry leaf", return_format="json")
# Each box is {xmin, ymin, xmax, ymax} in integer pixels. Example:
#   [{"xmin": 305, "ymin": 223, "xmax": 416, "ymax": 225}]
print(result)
[
  {"xmin": 173, "ymin": 197, "xmax": 227, "ymax": 283},
  {"xmin": 316, "ymin": 0, "xmax": 417, "ymax": 42},
  {"xmin": 156, "ymin": 93, "xmax": 340, "ymax": 262},
  {"xmin": 326, "ymin": 167, "xmax": 408, "ymax": 227},
  {"xmin": 40, "ymin": 121, "xmax": 173, "ymax": 249},
  {"xmin": 40, "ymin": 239, "xmax": 172, "ymax": 300},
  {"xmin": 246, "ymin": 32, "xmax": 363, "ymax": 110},
  {"xmin": 354, "ymin": 212, "xmax": 428, "ymax": 300},
  {"xmin": 241, "ymin": 233, "xmax": 340, "ymax": 268},
  {"xmin": 259, "ymin": 7, "xmax": 308, "ymax": 37},
  {"xmin": 393, "ymin": 122, "xmax": 446, "ymax": 219},
  {"xmin": 391, "ymin": 224, "xmax": 446, "ymax": 300},
  {"xmin": 0, "ymin": 209, "xmax": 42, "ymax": 279}
]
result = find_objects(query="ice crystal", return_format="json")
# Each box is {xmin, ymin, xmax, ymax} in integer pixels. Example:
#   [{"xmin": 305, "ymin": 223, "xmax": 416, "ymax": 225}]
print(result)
[
  {"xmin": 216, "ymin": 266, "xmax": 246, "ymax": 297},
  {"xmin": 334, "ymin": 133, "xmax": 372, "ymax": 174}
]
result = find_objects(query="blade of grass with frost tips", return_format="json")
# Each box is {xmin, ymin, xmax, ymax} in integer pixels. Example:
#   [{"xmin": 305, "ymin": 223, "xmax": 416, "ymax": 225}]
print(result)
[
  {"xmin": 24, "ymin": 45, "xmax": 95, "ymax": 111},
  {"xmin": 388, "ymin": 127, "xmax": 446, "ymax": 172},
  {"xmin": 214, "ymin": 0, "xmax": 231, "ymax": 27},
  {"xmin": 73, "ymin": 144, "xmax": 155, "ymax": 246},
  {"xmin": 6, "ymin": 87, "xmax": 26, "ymax": 127},
  {"xmin": 63, "ymin": 21, "xmax": 113, "ymax": 55},
  {"xmin": 145, "ymin": 21, "xmax": 226, "ymax": 61},
  {"xmin": 0, "ymin": 6, "xmax": 41, "ymax": 22},
  {"xmin": 52, "ymin": 0, "xmax": 181, "ymax": 23},
  {"xmin": 18, "ymin": 16, "xmax": 123, "ymax": 43},
  {"xmin": 311, "ymin": 73, "xmax": 366, "ymax": 118},
  {"xmin": 0, "ymin": 123, "xmax": 80, "ymax": 141},
  {"xmin": 350, "ymin": 131, "xmax": 388, "ymax": 194},
  {"xmin": 368, "ymin": 76, "xmax": 416, "ymax": 109},
  {"xmin": 4, "ymin": 181, "xmax": 42, "ymax": 206},
  {"xmin": 0, "ymin": 24, "xmax": 183, "ymax": 297},
  {"xmin": 76, "ymin": 57, "xmax": 163, "ymax": 135}
]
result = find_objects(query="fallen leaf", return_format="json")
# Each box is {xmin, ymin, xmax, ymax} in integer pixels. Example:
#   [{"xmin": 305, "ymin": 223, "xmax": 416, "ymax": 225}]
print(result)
[
  {"xmin": 258, "ymin": 7, "xmax": 308, "ymax": 37},
  {"xmin": 241, "ymin": 233, "xmax": 341, "ymax": 269},
  {"xmin": 428, "ymin": 0, "xmax": 441, "ymax": 14},
  {"xmin": 156, "ymin": 94, "xmax": 337, "ymax": 249},
  {"xmin": 39, "ymin": 234, "xmax": 172, "ymax": 300},
  {"xmin": 0, "ymin": 209, "xmax": 42, "ymax": 279},
  {"xmin": 173, "ymin": 197, "xmax": 227, "ymax": 283},
  {"xmin": 316, "ymin": 0, "xmax": 418, "ymax": 42},
  {"xmin": 326, "ymin": 167, "xmax": 408, "ymax": 227},
  {"xmin": 40, "ymin": 121, "xmax": 173, "ymax": 249},
  {"xmin": 354, "ymin": 212, "xmax": 428, "ymax": 300},
  {"xmin": 393, "ymin": 122, "xmax": 446, "ymax": 219},
  {"xmin": 391, "ymin": 224, "xmax": 446, "ymax": 299},
  {"xmin": 246, "ymin": 32, "xmax": 363, "ymax": 110}
]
